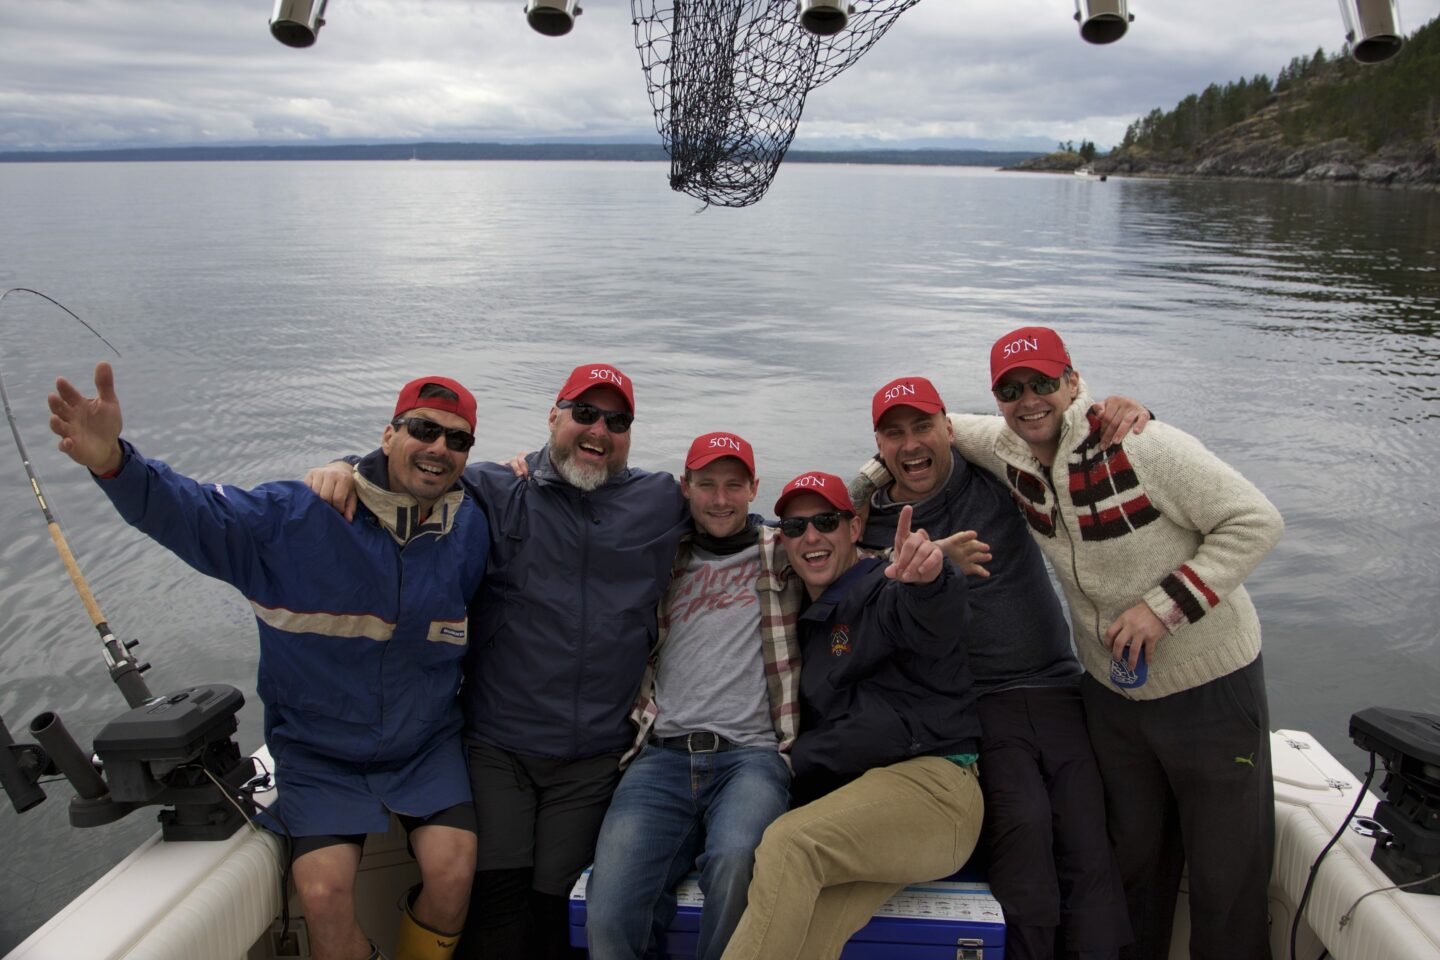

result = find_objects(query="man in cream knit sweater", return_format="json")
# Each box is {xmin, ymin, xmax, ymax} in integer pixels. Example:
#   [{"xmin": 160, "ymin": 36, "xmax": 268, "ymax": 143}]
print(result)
[{"xmin": 947, "ymin": 327, "xmax": 1283, "ymax": 960}]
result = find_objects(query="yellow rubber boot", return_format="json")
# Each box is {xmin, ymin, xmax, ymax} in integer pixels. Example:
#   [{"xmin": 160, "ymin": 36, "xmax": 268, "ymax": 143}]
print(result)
[{"xmin": 394, "ymin": 885, "xmax": 461, "ymax": 960}]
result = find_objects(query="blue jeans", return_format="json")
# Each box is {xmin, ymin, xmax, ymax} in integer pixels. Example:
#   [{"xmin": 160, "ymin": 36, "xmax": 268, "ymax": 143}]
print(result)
[{"xmin": 585, "ymin": 743, "xmax": 791, "ymax": 960}]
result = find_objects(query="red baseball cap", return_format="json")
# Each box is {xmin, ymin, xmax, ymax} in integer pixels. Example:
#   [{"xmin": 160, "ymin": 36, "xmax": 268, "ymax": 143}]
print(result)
[
  {"xmin": 685, "ymin": 432, "xmax": 756, "ymax": 477},
  {"xmin": 990, "ymin": 326, "xmax": 1072, "ymax": 387},
  {"xmin": 871, "ymin": 376, "xmax": 946, "ymax": 428},
  {"xmin": 774, "ymin": 471, "xmax": 854, "ymax": 516},
  {"xmin": 393, "ymin": 376, "xmax": 477, "ymax": 432},
  {"xmin": 556, "ymin": 363, "xmax": 635, "ymax": 413}
]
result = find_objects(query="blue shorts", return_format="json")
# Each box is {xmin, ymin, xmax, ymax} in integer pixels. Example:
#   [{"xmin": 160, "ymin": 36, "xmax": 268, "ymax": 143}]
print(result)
[{"xmin": 258, "ymin": 732, "xmax": 472, "ymax": 838}]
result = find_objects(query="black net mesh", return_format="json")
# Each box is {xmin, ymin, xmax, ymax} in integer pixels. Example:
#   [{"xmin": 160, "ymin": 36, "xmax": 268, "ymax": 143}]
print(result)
[{"xmin": 632, "ymin": 1, "xmax": 923, "ymax": 207}]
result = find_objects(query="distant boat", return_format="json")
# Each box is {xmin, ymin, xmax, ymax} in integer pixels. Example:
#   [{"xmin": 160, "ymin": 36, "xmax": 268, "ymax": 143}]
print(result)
[{"xmin": 1074, "ymin": 164, "xmax": 1095, "ymax": 177}]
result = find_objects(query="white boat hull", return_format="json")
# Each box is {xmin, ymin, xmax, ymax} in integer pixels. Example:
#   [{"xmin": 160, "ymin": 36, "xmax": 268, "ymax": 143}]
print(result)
[{"xmin": 7, "ymin": 733, "xmax": 1438, "ymax": 959}]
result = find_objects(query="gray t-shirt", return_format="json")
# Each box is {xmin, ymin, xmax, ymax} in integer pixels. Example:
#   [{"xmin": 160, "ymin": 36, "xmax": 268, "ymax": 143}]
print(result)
[{"xmin": 651, "ymin": 544, "xmax": 777, "ymax": 747}]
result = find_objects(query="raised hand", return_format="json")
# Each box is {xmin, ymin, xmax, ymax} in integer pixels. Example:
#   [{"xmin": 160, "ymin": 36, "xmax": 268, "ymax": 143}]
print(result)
[
  {"xmin": 48, "ymin": 361, "xmax": 124, "ymax": 476},
  {"xmin": 884, "ymin": 504, "xmax": 944, "ymax": 585},
  {"xmin": 934, "ymin": 529, "xmax": 992, "ymax": 578}
]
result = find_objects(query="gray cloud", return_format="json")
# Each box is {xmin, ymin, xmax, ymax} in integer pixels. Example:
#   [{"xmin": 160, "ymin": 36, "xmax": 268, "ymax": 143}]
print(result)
[{"xmin": 2, "ymin": 0, "xmax": 1435, "ymax": 151}]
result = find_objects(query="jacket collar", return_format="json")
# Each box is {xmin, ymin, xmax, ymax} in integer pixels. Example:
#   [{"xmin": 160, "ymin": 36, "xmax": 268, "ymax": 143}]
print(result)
[
  {"xmin": 801, "ymin": 556, "xmax": 884, "ymax": 621},
  {"xmin": 354, "ymin": 449, "xmax": 466, "ymax": 545},
  {"xmin": 869, "ymin": 450, "xmax": 972, "ymax": 516}
]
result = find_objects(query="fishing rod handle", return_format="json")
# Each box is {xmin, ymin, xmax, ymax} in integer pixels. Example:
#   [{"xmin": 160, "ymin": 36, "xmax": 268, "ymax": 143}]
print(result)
[{"xmin": 46, "ymin": 521, "xmax": 107, "ymax": 627}]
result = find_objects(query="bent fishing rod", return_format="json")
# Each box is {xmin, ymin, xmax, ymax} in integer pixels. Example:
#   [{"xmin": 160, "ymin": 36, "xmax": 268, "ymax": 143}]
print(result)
[{"xmin": 0, "ymin": 287, "xmax": 153, "ymax": 709}]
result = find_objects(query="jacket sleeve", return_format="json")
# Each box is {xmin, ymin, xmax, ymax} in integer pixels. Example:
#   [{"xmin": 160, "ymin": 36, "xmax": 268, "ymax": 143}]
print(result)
[
  {"xmin": 947, "ymin": 414, "xmax": 1010, "ymax": 482},
  {"xmin": 1126, "ymin": 424, "xmax": 1284, "ymax": 633},
  {"xmin": 878, "ymin": 561, "xmax": 969, "ymax": 654},
  {"xmin": 96, "ymin": 439, "xmax": 294, "ymax": 592}
]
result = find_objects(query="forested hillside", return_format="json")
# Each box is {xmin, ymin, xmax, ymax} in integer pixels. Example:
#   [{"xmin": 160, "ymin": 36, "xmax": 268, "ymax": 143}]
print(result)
[{"xmin": 1099, "ymin": 15, "xmax": 1439, "ymax": 187}]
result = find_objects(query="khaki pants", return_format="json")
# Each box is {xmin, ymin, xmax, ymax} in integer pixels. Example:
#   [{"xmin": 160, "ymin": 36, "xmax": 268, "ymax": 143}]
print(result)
[{"xmin": 721, "ymin": 756, "xmax": 983, "ymax": 960}]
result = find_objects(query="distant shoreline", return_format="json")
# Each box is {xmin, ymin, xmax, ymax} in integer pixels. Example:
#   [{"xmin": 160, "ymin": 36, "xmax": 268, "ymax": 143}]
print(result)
[{"xmin": 0, "ymin": 142, "xmax": 1041, "ymax": 168}]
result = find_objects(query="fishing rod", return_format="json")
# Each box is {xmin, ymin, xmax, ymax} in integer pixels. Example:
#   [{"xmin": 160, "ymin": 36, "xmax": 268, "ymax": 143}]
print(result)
[
  {"xmin": 0, "ymin": 289, "xmax": 255, "ymax": 839},
  {"xmin": 0, "ymin": 287, "xmax": 152, "ymax": 709}
]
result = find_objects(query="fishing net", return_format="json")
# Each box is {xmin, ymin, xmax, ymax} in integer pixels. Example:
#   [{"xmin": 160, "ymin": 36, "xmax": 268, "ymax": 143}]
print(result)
[{"xmin": 632, "ymin": 1, "xmax": 923, "ymax": 207}]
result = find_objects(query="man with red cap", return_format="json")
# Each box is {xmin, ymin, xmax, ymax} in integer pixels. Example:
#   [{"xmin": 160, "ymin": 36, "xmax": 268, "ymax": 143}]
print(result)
[
  {"xmin": 854, "ymin": 374, "xmax": 1134, "ymax": 960},
  {"xmin": 721, "ymin": 472, "xmax": 984, "ymax": 960},
  {"xmin": 583, "ymin": 431, "xmax": 802, "ymax": 960},
  {"xmin": 49, "ymin": 363, "xmax": 491, "ymax": 960},
  {"xmin": 948, "ymin": 327, "xmax": 1284, "ymax": 960},
  {"xmin": 306, "ymin": 362, "xmax": 691, "ymax": 959}
]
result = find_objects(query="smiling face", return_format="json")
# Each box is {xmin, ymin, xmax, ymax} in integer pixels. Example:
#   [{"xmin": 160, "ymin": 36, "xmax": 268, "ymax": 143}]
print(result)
[
  {"xmin": 682, "ymin": 458, "xmax": 758, "ymax": 538},
  {"xmin": 874, "ymin": 407, "xmax": 955, "ymax": 503},
  {"xmin": 381, "ymin": 406, "xmax": 471, "ymax": 511},
  {"xmin": 778, "ymin": 492, "xmax": 863, "ymax": 600},
  {"xmin": 994, "ymin": 367, "xmax": 1081, "ymax": 465},
  {"xmin": 547, "ymin": 384, "xmax": 632, "ymax": 491}
]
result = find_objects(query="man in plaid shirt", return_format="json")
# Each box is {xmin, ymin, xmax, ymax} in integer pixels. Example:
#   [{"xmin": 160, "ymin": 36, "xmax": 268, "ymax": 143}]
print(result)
[{"xmin": 583, "ymin": 431, "xmax": 803, "ymax": 960}]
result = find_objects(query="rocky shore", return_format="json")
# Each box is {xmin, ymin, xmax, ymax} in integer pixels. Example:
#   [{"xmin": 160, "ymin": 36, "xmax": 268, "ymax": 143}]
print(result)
[{"xmin": 1007, "ymin": 139, "xmax": 1439, "ymax": 190}]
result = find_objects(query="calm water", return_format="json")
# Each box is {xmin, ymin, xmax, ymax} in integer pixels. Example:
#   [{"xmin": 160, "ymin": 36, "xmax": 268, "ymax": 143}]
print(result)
[{"xmin": 0, "ymin": 160, "xmax": 1437, "ymax": 949}]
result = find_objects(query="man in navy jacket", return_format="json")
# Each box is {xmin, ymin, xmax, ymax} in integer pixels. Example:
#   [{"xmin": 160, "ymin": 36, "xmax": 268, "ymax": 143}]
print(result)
[
  {"xmin": 50, "ymin": 364, "xmax": 489, "ymax": 960},
  {"xmin": 721, "ymin": 471, "xmax": 984, "ymax": 960}
]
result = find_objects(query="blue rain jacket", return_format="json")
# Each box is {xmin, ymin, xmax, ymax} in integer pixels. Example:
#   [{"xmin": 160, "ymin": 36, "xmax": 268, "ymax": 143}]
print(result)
[{"xmin": 97, "ymin": 442, "xmax": 490, "ymax": 833}]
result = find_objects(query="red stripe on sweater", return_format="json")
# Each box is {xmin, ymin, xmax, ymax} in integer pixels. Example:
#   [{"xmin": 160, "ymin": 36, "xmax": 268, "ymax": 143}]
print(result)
[
  {"xmin": 1179, "ymin": 563, "xmax": 1220, "ymax": 607},
  {"xmin": 1123, "ymin": 494, "xmax": 1153, "ymax": 517}
]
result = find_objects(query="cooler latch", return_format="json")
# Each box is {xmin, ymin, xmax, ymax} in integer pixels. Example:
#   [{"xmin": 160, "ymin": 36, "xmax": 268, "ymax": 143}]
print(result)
[{"xmin": 955, "ymin": 939, "xmax": 986, "ymax": 959}]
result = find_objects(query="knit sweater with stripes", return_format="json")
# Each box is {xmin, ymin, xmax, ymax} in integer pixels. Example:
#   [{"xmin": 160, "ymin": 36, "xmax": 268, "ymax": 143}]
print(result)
[{"xmin": 947, "ymin": 392, "xmax": 1283, "ymax": 700}]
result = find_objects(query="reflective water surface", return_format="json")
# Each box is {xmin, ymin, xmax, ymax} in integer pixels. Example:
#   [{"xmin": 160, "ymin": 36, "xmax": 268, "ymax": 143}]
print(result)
[{"xmin": 0, "ymin": 161, "xmax": 1436, "ymax": 948}]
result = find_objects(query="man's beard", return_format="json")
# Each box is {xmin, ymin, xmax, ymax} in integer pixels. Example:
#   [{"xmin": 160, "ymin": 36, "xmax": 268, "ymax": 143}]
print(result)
[{"xmin": 551, "ymin": 439, "xmax": 624, "ymax": 492}]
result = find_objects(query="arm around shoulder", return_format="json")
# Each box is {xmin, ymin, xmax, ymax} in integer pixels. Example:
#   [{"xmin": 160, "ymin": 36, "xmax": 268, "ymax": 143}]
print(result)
[{"xmin": 947, "ymin": 413, "xmax": 1008, "ymax": 480}]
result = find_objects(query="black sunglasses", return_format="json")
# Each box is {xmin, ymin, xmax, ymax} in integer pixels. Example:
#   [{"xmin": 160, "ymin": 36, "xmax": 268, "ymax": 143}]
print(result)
[
  {"xmin": 993, "ymin": 372, "xmax": 1066, "ymax": 404},
  {"xmin": 391, "ymin": 416, "xmax": 475, "ymax": 452},
  {"xmin": 773, "ymin": 511, "xmax": 849, "ymax": 538},
  {"xmin": 558, "ymin": 399, "xmax": 633, "ymax": 434}
]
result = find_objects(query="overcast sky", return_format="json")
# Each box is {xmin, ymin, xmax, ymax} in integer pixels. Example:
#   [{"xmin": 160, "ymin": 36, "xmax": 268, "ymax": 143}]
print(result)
[{"xmin": 2, "ymin": 0, "xmax": 1436, "ymax": 153}]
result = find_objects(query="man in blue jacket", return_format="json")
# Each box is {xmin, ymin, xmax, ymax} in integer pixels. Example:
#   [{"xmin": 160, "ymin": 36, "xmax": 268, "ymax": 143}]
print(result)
[
  {"xmin": 722, "ymin": 472, "xmax": 984, "ymax": 960},
  {"xmin": 48, "ymin": 364, "xmax": 490, "ymax": 960},
  {"xmin": 306, "ymin": 363, "xmax": 690, "ymax": 959}
]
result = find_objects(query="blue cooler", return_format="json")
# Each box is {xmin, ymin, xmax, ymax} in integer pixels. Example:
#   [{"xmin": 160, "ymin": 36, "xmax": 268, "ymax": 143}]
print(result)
[{"xmin": 568, "ymin": 867, "xmax": 1005, "ymax": 958}]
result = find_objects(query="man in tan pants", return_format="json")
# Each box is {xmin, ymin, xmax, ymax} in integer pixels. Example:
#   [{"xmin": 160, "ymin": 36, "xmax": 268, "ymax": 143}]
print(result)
[{"xmin": 721, "ymin": 471, "xmax": 984, "ymax": 960}]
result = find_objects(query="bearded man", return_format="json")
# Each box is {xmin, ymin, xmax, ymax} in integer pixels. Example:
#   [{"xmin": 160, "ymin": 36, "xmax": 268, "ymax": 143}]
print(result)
[{"xmin": 307, "ymin": 363, "xmax": 689, "ymax": 959}]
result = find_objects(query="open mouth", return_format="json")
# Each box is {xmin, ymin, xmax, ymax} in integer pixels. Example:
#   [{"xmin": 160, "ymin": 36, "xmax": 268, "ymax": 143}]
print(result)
[
  {"xmin": 900, "ymin": 455, "xmax": 932, "ymax": 476},
  {"xmin": 800, "ymin": 548, "xmax": 832, "ymax": 569},
  {"xmin": 577, "ymin": 440, "xmax": 609, "ymax": 460},
  {"xmin": 414, "ymin": 460, "xmax": 448, "ymax": 477}
]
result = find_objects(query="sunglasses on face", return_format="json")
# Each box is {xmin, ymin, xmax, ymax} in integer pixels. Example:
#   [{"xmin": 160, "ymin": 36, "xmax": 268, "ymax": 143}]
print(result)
[
  {"xmin": 992, "ymin": 373, "xmax": 1066, "ymax": 404},
  {"xmin": 774, "ymin": 511, "xmax": 850, "ymax": 538},
  {"xmin": 391, "ymin": 416, "xmax": 476, "ymax": 452},
  {"xmin": 558, "ymin": 399, "xmax": 634, "ymax": 434}
]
